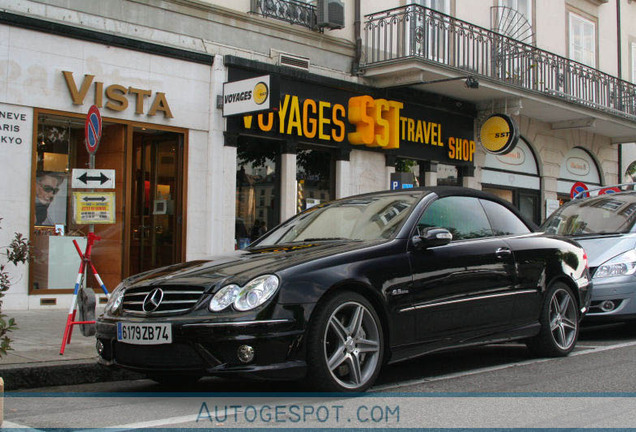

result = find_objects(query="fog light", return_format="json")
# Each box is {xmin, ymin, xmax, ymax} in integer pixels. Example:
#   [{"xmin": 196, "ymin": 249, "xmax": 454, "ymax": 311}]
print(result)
[
  {"xmin": 600, "ymin": 300, "xmax": 616, "ymax": 312},
  {"xmin": 96, "ymin": 340, "xmax": 104, "ymax": 355},
  {"xmin": 237, "ymin": 345, "xmax": 255, "ymax": 364}
]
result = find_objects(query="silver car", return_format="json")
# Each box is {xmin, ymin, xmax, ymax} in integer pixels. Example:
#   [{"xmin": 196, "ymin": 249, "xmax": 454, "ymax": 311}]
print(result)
[{"xmin": 542, "ymin": 189, "xmax": 636, "ymax": 321}]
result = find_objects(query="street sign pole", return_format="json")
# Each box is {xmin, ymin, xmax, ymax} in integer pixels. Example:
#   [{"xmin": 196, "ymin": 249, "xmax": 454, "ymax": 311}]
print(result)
[
  {"xmin": 61, "ymin": 105, "xmax": 107, "ymax": 355},
  {"xmin": 89, "ymin": 154, "xmax": 95, "ymax": 235}
]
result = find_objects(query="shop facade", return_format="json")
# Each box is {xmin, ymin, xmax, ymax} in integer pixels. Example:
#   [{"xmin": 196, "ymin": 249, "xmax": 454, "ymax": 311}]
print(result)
[
  {"xmin": 223, "ymin": 57, "xmax": 478, "ymax": 245},
  {"xmin": 0, "ymin": 7, "xmax": 625, "ymax": 311},
  {"xmin": 1, "ymin": 22, "xmax": 214, "ymax": 309}
]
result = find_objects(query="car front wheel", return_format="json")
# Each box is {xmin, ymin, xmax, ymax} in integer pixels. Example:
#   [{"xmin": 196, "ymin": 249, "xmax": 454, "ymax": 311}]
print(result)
[
  {"xmin": 307, "ymin": 292, "xmax": 384, "ymax": 392},
  {"xmin": 527, "ymin": 282, "xmax": 579, "ymax": 357}
]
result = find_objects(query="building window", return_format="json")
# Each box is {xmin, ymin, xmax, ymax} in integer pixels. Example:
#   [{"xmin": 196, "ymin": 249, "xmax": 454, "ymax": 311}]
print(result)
[
  {"xmin": 499, "ymin": 0, "xmax": 532, "ymax": 26},
  {"xmin": 408, "ymin": 0, "xmax": 451, "ymax": 61},
  {"xmin": 496, "ymin": 0, "xmax": 533, "ymax": 44},
  {"xmin": 568, "ymin": 12, "xmax": 596, "ymax": 67},
  {"xmin": 417, "ymin": 0, "xmax": 450, "ymax": 13},
  {"xmin": 236, "ymin": 139, "xmax": 280, "ymax": 248},
  {"xmin": 437, "ymin": 164, "xmax": 459, "ymax": 186},
  {"xmin": 32, "ymin": 113, "xmax": 108, "ymax": 292},
  {"xmin": 296, "ymin": 147, "xmax": 335, "ymax": 213}
]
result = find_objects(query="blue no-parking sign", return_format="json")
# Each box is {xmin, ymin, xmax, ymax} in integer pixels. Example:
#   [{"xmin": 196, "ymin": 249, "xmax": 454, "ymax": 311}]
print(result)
[
  {"xmin": 85, "ymin": 105, "xmax": 102, "ymax": 155},
  {"xmin": 570, "ymin": 181, "xmax": 588, "ymax": 199}
]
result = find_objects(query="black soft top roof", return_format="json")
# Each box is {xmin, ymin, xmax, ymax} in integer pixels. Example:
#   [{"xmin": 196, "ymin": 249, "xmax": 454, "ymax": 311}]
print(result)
[{"xmin": 348, "ymin": 186, "xmax": 539, "ymax": 231}]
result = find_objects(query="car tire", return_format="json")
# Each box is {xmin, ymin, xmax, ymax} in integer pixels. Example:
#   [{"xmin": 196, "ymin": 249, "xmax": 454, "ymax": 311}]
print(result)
[
  {"xmin": 306, "ymin": 291, "xmax": 384, "ymax": 392},
  {"xmin": 526, "ymin": 282, "xmax": 579, "ymax": 357}
]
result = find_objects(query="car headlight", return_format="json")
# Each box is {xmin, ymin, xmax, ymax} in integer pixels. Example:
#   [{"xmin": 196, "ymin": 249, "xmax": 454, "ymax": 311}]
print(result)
[
  {"xmin": 105, "ymin": 282, "xmax": 125, "ymax": 315},
  {"xmin": 209, "ymin": 275, "xmax": 280, "ymax": 312},
  {"xmin": 594, "ymin": 250, "xmax": 636, "ymax": 279}
]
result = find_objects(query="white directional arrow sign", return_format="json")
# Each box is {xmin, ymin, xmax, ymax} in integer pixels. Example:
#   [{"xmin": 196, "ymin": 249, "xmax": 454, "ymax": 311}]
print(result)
[{"xmin": 72, "ymin": 169, "xmax": 115, "ymax": 189}]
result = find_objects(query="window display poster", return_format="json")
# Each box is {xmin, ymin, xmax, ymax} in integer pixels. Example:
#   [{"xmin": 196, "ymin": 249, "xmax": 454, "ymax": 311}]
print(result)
[{"xmin": 35, "ymin": 172, "xmax": 68, "ymax": 226}]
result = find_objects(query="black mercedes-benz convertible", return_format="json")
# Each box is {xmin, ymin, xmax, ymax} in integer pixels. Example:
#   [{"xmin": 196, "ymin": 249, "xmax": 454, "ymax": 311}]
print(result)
[{"xmin": 97, "ymin": 187, "xmax": 591, "ymax": 391}]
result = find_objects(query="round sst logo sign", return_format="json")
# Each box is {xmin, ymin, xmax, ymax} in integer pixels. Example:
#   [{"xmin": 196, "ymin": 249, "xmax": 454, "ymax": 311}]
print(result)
[
  {"xmin": 570, "ymin": 181, "xmax": 588, "ymax": 199},
  {"xmin": 479, "ymin": 114, "xmax": 520, "ymax": 155},
  {"xmin": 253, "ymin": 81, "xmax": 269, "ymax": 105}
]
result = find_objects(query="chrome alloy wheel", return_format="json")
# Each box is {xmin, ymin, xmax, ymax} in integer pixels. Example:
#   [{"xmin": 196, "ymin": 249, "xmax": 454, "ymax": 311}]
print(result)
[
  {"xmin": 322, "ymin": 301, "xmax": 381, "ymax": 390},
  {"xmin": 549, "ymin": 287, "xmax": 578, "ymax": 351}
]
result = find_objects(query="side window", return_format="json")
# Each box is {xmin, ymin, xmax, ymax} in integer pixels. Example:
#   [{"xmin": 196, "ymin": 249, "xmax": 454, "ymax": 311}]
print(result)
[
  {"xmin": 480, "ymin": 199, "xmax": 532, "ymax": 236},
  {"xmin": 417, "ymin": 196, "xmax": 493, "ymax": 240}
]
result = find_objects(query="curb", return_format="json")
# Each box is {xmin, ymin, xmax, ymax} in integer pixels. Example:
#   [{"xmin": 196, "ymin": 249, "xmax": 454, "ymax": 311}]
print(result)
[{"xmin": 0, "ymin": 359, "xmax": 144, "ymax": 391}]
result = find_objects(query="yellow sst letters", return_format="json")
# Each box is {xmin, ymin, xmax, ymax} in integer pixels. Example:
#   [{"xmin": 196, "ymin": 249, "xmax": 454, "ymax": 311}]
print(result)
[{"xmin": 348, "ymin": 96, "xmax": 403, "ymax": 149}]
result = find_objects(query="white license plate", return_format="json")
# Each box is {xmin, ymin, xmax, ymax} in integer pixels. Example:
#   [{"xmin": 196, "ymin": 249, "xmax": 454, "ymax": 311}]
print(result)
[{"xmin": 117, "ymin": 322, "xmax": 172, "ymax": 345}]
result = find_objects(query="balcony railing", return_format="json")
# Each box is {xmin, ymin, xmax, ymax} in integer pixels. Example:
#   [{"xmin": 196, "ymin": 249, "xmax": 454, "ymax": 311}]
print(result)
[
  {"xmin": 250, "ymin": 0, "xmax": 317, "ymax": 30},
  {"xmin": 362, "ymin": 5, "xmax": 636, "ymax": 121}
]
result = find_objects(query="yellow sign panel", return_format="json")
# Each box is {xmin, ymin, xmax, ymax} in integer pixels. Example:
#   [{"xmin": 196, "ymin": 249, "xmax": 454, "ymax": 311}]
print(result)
[
  {"xmin": 479, "ymin": 114, "xmax": 519, "ymax": 155},
  {"xmin": 73, "ymin": 192, "xmax": 116, "ymax": 224}
]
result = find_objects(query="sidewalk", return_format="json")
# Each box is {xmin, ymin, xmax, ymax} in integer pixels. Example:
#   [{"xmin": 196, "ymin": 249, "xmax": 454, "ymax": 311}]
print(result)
[{"xmin": 0, "ymin": 309, "xmax": 141, "ymax": 390}]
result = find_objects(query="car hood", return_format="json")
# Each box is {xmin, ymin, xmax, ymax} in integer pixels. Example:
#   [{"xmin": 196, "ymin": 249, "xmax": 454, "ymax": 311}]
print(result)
[
  {"xmin": 124, "ymin": 240, "xmax": 382, "ymax": 290},
  {"xmin": 570, "ymin": 234, "xmax": 636, "ymax": 267}
]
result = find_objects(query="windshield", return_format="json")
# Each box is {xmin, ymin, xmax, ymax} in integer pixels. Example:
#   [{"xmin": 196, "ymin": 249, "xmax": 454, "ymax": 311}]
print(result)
[
  {"xmin": 541, "ymin": 193, "xmax": 636, "ymax": 235},
  {"xmin": 254, "ymin": 192, "xmax": 421, "ymax": 246}
]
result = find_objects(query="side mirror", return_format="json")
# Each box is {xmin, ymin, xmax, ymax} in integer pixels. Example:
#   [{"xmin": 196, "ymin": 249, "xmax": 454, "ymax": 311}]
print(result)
[{"xmin": 413, "ymin": 227, "xmax": 452, "ymax": 250}]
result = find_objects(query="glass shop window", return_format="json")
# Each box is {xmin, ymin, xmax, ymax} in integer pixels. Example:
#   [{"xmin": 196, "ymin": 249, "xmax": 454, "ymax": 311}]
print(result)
[
  {"xmin": 437, "ymin": 164, "xmax": 459, "ymax": 186},
  {"xmin": 236, "ymin": 139, "xmax": 281, "ymax": 248},
  {"xmin": 296, "ymin": 147, "xmax": 335, "ymax": 214},
  {"xmin": 31, "ymin": 113, "xmax": 124, "ymax": 292}
]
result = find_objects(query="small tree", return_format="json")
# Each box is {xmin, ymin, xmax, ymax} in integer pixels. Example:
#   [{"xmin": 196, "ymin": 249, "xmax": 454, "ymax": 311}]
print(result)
[{"xmin": 0, "ymin": 218, "xmax": 30, "ymax": 357}]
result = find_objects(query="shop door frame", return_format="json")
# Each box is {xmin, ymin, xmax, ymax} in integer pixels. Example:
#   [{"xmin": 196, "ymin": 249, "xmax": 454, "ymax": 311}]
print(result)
[{"xmin": 124, "ymin": 123, "xmax": 188, "ymax": 279}]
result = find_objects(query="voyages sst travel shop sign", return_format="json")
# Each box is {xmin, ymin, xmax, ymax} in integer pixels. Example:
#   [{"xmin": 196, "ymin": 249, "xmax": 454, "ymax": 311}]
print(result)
[{"xmin": 226, "ymin": 76, "xmax": 475, "ymax": 165}]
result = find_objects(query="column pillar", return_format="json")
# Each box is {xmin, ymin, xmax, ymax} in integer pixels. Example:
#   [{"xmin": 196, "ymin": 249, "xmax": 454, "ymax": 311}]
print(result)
[
  {"xmin": 420, "ymin": 161, "xmax": 438, "ymax": 187},
  {"xmin": 335, "ymin": 148, "xmax": 351, "ymax": 199},
  {"xmin": 459, "ymin": 165, "xmax": 479, "ymax": 189},
  {"xmin": 280, "ymin": 141, "xmax": 297, "ymax": 221}
]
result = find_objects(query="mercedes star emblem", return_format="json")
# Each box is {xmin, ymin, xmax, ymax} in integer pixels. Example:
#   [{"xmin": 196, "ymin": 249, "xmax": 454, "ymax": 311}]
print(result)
[{"xmin": 143, "ymin": 288, "xmax": 164, "ymax": 313}]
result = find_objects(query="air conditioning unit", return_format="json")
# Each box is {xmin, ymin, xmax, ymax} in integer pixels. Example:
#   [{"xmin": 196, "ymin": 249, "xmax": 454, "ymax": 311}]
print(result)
[{"xmin": 317, "ymin": 0, "xmax": 344, "ymax": 30}]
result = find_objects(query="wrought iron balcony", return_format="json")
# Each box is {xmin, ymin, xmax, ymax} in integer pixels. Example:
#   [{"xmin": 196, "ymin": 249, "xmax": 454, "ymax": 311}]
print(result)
[
  {"xmin": 361, "ymin": 5, "xmax": 636, "ymax": 121},
  {"xmin": 250, "ymin": 0, "xmax": 317, "ymax": 30}
]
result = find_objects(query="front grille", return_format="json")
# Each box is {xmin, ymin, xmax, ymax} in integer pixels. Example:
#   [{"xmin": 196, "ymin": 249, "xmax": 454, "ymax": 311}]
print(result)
[{"xmin": 122, "ymin": 285, "xmax": 206, "ymax": 315}]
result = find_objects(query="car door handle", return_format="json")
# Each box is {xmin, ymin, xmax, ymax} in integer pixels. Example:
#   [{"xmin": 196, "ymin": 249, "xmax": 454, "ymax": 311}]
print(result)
[{"xmin": 496, "ymin": 247, "xmax": 512, "ymax": 258}]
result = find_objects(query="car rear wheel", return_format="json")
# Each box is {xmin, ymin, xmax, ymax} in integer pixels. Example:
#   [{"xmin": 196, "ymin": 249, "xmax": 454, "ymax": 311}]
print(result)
[
  {"xmin": 307, "ymin": 292, "xmax": 384, "ymax": 392},
  {"xmin": 527, "ymin": 282, "xmax": 579, "ymax": 357}
]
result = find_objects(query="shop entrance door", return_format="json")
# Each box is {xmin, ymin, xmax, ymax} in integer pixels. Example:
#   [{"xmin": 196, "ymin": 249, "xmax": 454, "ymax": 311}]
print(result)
[{"xmin": 129, "ymin": 129, "xmax": 184, "ymax": 276}]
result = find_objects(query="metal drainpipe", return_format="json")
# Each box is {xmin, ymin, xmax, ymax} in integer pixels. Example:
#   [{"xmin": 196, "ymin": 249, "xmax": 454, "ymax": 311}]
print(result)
[
  {"xmin": 352, "ymin": 0, "xmax": 362, "ymax": 75},
  {"xmin": 617, "ymin": 0, "xmax": 622, "ymax": 79}
]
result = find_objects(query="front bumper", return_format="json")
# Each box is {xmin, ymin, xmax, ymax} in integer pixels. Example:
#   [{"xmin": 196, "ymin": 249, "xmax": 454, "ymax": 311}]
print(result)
[
  {"xmin": 96, "ymin": 316, "xmax": 307, "ymax": 380},
  {"xmin": 585, "ymin": 275, "xmax": 636, "ymax": 320}
]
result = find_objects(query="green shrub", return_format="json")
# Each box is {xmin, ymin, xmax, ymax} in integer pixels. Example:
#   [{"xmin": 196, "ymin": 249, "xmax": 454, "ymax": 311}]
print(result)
[{"xmin": 0, "ymin": 218, "xmax": 30, "ymax": 357}]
